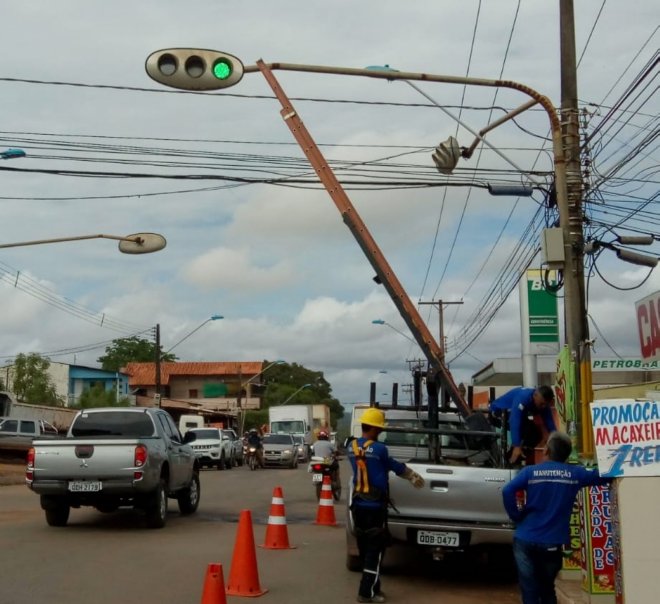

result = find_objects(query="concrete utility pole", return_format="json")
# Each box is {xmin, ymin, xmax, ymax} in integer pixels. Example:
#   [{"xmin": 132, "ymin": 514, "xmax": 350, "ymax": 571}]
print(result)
[
  {"xmin": 154, "ymin": 324, "xmax": 161, "ymax": 406},
  {"xmin": 560, "ymin": 0, "xmax": 593, "ymax": 455}
]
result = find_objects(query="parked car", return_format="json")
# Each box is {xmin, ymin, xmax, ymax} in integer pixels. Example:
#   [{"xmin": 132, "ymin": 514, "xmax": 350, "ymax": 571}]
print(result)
[
  {"xmin": 221, "ymin": 429, "xmax": 244, "ymax": 467},
  {"xmin": 187, "ymin": 427, "xmax": 233, "ymax": 470},
  {"xmin": 262, "ymin": 433, "xmax": 299, "ymax": 469},
  {"xmin": 27, "ymin": 407, "xmax": 200, "ymax": 529},
  {"xmin": 0, "ymin": 417, "xmax": 59, "ymax": 451}
]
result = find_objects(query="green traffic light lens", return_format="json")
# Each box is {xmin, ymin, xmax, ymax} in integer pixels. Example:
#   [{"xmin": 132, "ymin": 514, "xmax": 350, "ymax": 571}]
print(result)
[{"xmin": 213, "ymin": 59, "xmax": 232, "ymax": 80}]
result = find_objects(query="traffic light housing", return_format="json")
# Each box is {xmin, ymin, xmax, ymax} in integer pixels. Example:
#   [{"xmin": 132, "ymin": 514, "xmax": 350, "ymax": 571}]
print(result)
[{"xmin": 145, "ymin": 48, "xmax": 244, "ymax": 91}]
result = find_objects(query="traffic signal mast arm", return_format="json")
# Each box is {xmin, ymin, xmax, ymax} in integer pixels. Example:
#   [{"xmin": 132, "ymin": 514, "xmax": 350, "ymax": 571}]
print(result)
[{"xmin": 255, "ymin": 60, "xmax": 471, "ymax": 418}]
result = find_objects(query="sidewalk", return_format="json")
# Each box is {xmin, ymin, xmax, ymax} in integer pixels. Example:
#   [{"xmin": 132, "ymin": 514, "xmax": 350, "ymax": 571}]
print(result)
[{"xmin": 557, "ymin": 577, "xmax": 587, "ymax": 604}]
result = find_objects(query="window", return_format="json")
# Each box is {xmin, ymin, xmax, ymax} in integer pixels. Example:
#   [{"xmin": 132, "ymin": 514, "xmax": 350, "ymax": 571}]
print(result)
[
  {"xmin": 71, "ymin": 411, "xmax": 155, "ymax": 438},
  {"xmin": 0, "ymin": 419, "xmax": 18, "ymax": 432},
  {"xmin": 263, "ymin": 434, "xmax": 294, "ymax": 445},
  {"xmin": 20, "ymin": 421, "xmax": 36, "ymax": 434}
]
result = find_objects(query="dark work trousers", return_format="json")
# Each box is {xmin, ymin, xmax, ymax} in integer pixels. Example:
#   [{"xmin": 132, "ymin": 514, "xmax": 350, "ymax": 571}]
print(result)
[
  {"xmin": 513, "ymin": 537, "xmax": 563, "ymax": 604},
  {"xmin": 353, "ymin": 505, "xmax": 388, "ymax": 599}
]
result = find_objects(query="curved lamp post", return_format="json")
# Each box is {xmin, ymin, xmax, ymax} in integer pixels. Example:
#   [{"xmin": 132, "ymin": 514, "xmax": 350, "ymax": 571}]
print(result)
[
  {"xmin": 277, "ymin": 383, "xmax": 312, "ymax": 406},
  {"xmin": 164, "ymin": 315, "xmax": 224, "ymax": 354},
  {"xmin": 238, "ymin": 359, "xmax": 286, "ymax": 433},
  {"xmin": 0, "ymin": 232, "xmax": 167, "ymax": 255}
]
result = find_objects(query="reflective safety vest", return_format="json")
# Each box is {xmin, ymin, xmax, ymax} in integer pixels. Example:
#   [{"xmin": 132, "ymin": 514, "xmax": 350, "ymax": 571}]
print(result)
[{"xmin": 351, "ymin": 439, "xmax": 375, "ymax": 494}]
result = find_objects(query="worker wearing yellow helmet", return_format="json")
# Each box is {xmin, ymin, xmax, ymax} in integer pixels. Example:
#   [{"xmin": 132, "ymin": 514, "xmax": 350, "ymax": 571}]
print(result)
[{"xmin": 348, "ymin": 407, "xmax": 424, "ymax": 603}]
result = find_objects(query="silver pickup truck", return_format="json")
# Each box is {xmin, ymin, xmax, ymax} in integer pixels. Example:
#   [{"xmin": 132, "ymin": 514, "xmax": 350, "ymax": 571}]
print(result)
[
  {"xmin": 346, "ymin": 409, "xmax": 517, "ymax": 569},
  {"xmin": 27, "ymin": 407, "xmax": 200, "ymax": 529}
]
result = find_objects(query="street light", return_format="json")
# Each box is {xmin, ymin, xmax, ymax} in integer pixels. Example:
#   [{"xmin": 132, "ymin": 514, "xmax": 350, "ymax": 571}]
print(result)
[
  {"xmin": 237, "ymin": 359, "xmax": 286, "ymax": 433},
  {"xmin": 0, "ymin": 232, "xmax": 167, "ymax": 254},
  {"xmin": 164, "ymin": 315, "xmax": 224, "ymax": 354},
  {"xmin": 154, "ymin": 314, "xmax": 223, "ymax": 405},
  {"xmin": 277, "ymin": 383, "xmax": 312, "ymax": 406},
  {"xmin": 372, "ymin": 319, "xmax": 418, "ymax": 346}
]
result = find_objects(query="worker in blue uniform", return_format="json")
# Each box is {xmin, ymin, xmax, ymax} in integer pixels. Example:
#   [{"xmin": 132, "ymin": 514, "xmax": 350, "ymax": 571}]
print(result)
[
  {"xmin": 348, "ymin": 407, "xmax": 424, "ymax": 604},
  {"xmin": 489, "ymin": 385, "xmax": 557, "ymax": 463},
  {"xmin": 502, "ymin": 431, "xmax": 610, "ymax": 604}
]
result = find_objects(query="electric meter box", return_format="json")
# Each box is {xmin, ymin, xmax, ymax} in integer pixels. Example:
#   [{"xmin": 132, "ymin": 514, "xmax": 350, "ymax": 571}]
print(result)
[{"xmin": 541, "ymin": 228, "xmax": 565, "ymax": 268}]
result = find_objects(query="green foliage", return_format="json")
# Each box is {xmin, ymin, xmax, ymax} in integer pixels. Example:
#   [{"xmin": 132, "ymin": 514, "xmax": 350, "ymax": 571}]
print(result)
[
  {"xmin": 243, "ymin": 409, "xmax": 268, "ymax": 433},
  {"xmin": 75, "ymin": 384, "xmax": 131, "ymax": 409},
  {"xmin": 11, "ymin": 353, "xmax": 64, "ymax": 406},
  {"xmin": 97, "ymin": 336, "xmax": 177, "ymax": 372},
  {"xmin": 261, "ymin": 361, "xmax": 345, "ymax": 427}
]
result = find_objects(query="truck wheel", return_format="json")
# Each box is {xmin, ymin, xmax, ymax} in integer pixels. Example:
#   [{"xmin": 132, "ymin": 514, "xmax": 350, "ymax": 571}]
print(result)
[
  {"xmin": 346, "ymin": 553, "xmax": 361, "ymax": 572},
  {"xmin": 237, "ymin": 454, "xmax": 244, "ymax": 467},
  {"xmin": 45, "ymin": 504, "xmax": 70, "ymax": 527},
  {"xmin": 177, "ymin": 471, "xmax": 200, "ymax": 515},
  {"xmin": 217, "ymin": 454, "xmax": 226, "ymax": 470},
  {"xmin": 145, "ymin": 479, "xmax": 168, "ymax": 529},
  {"xmin": 226, "ymin": 453, "xmax": 234, "ymax": 470}
]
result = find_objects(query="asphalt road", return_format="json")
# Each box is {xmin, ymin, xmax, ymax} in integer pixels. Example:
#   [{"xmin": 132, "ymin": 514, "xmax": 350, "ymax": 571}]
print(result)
[{"xmin": 0, "ymin": 459, "xmax": 520, "ymax": 604}]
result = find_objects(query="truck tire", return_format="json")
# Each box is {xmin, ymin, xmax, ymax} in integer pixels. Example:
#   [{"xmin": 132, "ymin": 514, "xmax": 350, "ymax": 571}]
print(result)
[
  {"xmin": 177, "ymin": 471, "xmax": 200, "ymax": 515},
  {"xmin": 145, "ymin": 479, "xmax": 168, "ymax": 529},
  {"xmin": 226, "ymin": 453, "xmax": 234, "ymax": 470},
  {"xmin": 217, "ymin": 453, "xmax": 226, "ymax": 470},
  {"xmin": 237, "ymin": 454, "xmax": 244, "ymax": 467},
  {"xmin": 44, "ymin": 504, "xmax": 70, "ymax": 527}
]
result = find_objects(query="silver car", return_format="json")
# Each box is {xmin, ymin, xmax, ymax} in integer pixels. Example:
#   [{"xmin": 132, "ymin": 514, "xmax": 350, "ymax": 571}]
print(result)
[{"xmin": 262, "ymin": 433, "xmax": 299, "ymax": 469}]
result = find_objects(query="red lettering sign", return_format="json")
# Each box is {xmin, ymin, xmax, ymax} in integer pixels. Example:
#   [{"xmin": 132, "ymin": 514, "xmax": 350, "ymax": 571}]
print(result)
[{"xmin": 636, "ymin": 292, "xmax": 660, "ymax": 361}]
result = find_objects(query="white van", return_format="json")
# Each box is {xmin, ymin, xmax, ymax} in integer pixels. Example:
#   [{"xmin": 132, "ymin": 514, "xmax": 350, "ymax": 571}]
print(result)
[{"xmin": 178, "ymin": 414, "xmax": 204, "ymax": 436}]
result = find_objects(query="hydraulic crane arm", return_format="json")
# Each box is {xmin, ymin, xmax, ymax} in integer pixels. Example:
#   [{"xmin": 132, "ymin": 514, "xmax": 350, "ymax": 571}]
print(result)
[{"xmin": 256, "ymin": 60, "xmax": 471, "ymax": 419}]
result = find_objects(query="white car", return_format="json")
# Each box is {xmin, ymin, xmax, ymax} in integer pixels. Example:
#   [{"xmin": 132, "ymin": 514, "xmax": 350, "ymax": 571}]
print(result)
[{"xmin": 187, "ymin": 427, "xmax": 234, "ymax": 470}]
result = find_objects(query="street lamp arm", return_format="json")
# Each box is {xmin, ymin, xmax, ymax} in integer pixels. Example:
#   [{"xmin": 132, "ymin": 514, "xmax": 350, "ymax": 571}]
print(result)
[
  {"xmin": 165, "ymin": 315, "xmax": 223, "ymax": 354},
  {"xmin": 0, "ymin": 232, "xmax": 167, "ymax": 255},
  {"xmin": 0, "ymin": 234, "xmax": 138, "ymax": 249}
]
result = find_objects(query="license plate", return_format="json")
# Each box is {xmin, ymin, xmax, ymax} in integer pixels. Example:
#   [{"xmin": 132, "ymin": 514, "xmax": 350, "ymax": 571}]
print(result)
[
  {"xmin": 416, "ymin": 530, "xmax": 459, "ymax": 547},
  {"xmin": 68, "ymin": 481, "xmax": 102, "ymax": 492},
  {"xmin": 312, "ymin": 473, "xmax": 323, "ymax": 483}
]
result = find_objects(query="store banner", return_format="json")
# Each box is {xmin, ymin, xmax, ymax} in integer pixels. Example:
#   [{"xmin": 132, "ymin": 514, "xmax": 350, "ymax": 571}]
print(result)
[
  {"xmin": 579, "ymin": 485, "xmax": 615, "ymax": 594},
  {"xmin": 555, "ymin": 345, "xmax": 578, "ymax": 458},
  {"xmin": 590, "ymin": 399, "xmax": 660, "ymax": 477}
]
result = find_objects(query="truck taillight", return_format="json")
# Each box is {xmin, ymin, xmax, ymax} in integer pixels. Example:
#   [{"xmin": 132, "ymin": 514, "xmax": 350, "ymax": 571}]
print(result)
[
  {"xmin": 26, "ymin": 447, "xmax": 35, "ymax": 482},
  {"xmin": 134, "ymin": 445, "xmax": 148, "ymax": 468}
]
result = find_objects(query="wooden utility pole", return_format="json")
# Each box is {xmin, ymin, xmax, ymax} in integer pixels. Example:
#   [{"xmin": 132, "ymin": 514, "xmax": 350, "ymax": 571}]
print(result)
[
  {"xmin": 560, "ymin": 0, "xmax": 593, "ymax": 455},
  {"xmin": 418, "ymin": 300, "xmax": 464, "ymax": 357}
]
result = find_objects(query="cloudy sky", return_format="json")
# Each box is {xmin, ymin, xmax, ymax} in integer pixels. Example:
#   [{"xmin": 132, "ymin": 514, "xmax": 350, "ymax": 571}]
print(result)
[{"xmin": 1, "ymin": 1, "xmax": 658, "ymax": 405}]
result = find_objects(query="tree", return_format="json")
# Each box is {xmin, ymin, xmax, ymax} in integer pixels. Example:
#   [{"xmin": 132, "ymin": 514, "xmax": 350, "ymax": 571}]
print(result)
[
  {"xmin": 11, "ymin": 353, "xmax": 64, "ymax": 406},
  {"xmin": 97, "ymin": 336, "xmax": 177, "ymax": 372},
  {"xmin": 261, "ymin": 361, "xmax": 345, "ymax": 427},
  {"xmin": 75, "ymin": 384, "xmax": 130, "ymax": 409}
]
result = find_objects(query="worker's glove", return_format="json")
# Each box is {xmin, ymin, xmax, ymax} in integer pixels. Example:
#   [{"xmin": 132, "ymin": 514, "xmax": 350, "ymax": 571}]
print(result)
[{"xmin": 402, "ymin": 467, "xmax": 425, "ymax": 489}]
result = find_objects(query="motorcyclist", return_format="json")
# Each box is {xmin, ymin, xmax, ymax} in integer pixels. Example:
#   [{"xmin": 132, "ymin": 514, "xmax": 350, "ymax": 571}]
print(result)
[
  {"xmin": 246, "ymin": 428, "xmax": 264, "ymax": 468},
  {"xmin": 313, "ymin": 430, "xmax": 339, "ymax": 484}
]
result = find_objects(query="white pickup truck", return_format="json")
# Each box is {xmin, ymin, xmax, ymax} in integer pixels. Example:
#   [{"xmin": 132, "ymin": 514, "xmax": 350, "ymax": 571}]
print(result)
[
  {"xmin": 346, "ymin": 408, "xmax": 518, "ymax": 569},
  {"xmin": 27, "ymin": 407, "xmax": 200, "ymax": 529}
]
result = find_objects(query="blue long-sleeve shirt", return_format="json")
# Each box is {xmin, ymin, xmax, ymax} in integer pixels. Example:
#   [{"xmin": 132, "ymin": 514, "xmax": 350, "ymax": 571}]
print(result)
[
  {"xmin": 348, "ymin": 437, "xmax": 407, "ymax": 508},
  {"xmin": 502, "ymin": 461, "xmax": 609, "ymax": 545},
  {"xmin": 490, "ymin": 387, "xmax": 556, "ymax": 446}
]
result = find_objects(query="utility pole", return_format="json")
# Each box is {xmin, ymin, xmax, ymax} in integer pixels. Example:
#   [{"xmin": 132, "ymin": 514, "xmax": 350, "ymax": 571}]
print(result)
[
  {"xmin": 154, "ymin": 323, "xmax": 161, "ymax": 407},
  {"xmin": 418, "ymin": 299, "xmax": 464, "ymax": 353},
  {"xmin": 560, "ymin": 0, "xmax": 593, "ymax": 456}
]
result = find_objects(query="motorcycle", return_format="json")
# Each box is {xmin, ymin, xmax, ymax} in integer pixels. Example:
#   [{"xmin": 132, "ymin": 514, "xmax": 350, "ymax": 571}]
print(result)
[
  {"xmin": 245, "ymin": 445, "xmax": 264, "ymax": 471},
  {"xmin": 309, "ymin": 456, "xmax": 341, "ymax": 501}
]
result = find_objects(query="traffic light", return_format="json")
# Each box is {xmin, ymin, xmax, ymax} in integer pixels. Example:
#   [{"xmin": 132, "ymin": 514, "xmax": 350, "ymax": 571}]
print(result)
[{"xmin": 145, "ymin": 48, "xmax": 244, "ymax": 91}]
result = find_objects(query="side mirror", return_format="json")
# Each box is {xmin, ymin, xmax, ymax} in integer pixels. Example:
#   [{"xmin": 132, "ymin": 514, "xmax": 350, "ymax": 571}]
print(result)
[{"xmin": 183, "ymin": 432, "xmax": 197, "ymax": 444}]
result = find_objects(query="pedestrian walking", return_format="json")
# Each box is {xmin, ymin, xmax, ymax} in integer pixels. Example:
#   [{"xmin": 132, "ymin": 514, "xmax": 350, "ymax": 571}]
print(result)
[
  {"xmin": 348, "ymin": 407, "xmax": 425, "ymax": 603},
  {"xmin": 502, "ymin": 431, "xmax": 610, "ymax": 604},
  {"xmin": 489, "ymin": 385, "xmax": 557, "ymax": 463}
]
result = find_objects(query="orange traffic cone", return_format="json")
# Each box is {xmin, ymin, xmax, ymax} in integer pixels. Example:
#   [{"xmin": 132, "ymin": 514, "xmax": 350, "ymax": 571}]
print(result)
[
  {"xmin": 315, "ymin": 475, "xmax": 338, "ymax": 526},
  {"xmin": 200, "ymin": 563, "xmax": 227, "ymax": 604},
  {"xmin": 225, "ymin": 510, "xmax": 268, "ymax": 597},
  {"xmin": 261, "ymin": 486, "xmax": 296, "ymax": 549}
]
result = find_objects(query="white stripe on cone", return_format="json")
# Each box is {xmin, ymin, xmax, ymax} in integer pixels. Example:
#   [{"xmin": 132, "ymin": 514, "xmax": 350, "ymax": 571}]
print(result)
[
  {"xmin": 267, "ymin": 516, "xmax": 287, "ymax": 525},
  {"xmin": 318, "ymin": 499, "xmax": 334, "ymax": 507},
  {"xmin": 271, "ymin": 497, "xmax": 285, "ymax": 504}
]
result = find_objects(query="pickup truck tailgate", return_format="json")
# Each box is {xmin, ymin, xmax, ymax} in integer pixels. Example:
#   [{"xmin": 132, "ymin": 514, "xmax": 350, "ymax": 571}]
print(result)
[
  {"xmin": 389, "ymin": 463, "xmax": 515, "ymax": 525},
  {"xmin": 32, "ymin": 439, "xmax": 140, "ymax": 480}
]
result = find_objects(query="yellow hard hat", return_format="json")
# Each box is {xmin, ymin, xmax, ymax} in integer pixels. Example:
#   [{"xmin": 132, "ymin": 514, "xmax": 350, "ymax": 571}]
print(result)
[{"xmin": 360, "ymin": 408, "xmax": 386, "ymax": 429}]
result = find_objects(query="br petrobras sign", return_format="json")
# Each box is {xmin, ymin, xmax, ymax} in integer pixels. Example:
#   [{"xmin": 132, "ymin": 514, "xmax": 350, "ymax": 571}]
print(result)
[
  {"xmin": 636, "ymin": 291, "xmax": 660, "ymax": 362},
  {"xmin": 591, "ymin": 399, "xmax": 660, "ymax": 477},
  {"xmin": 526, "ymin": 270, "xmax": 559, "ymax": 354},
  {"xmin": 592, "ymin": 358, "xmax": 660, "ymax": 371}
]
